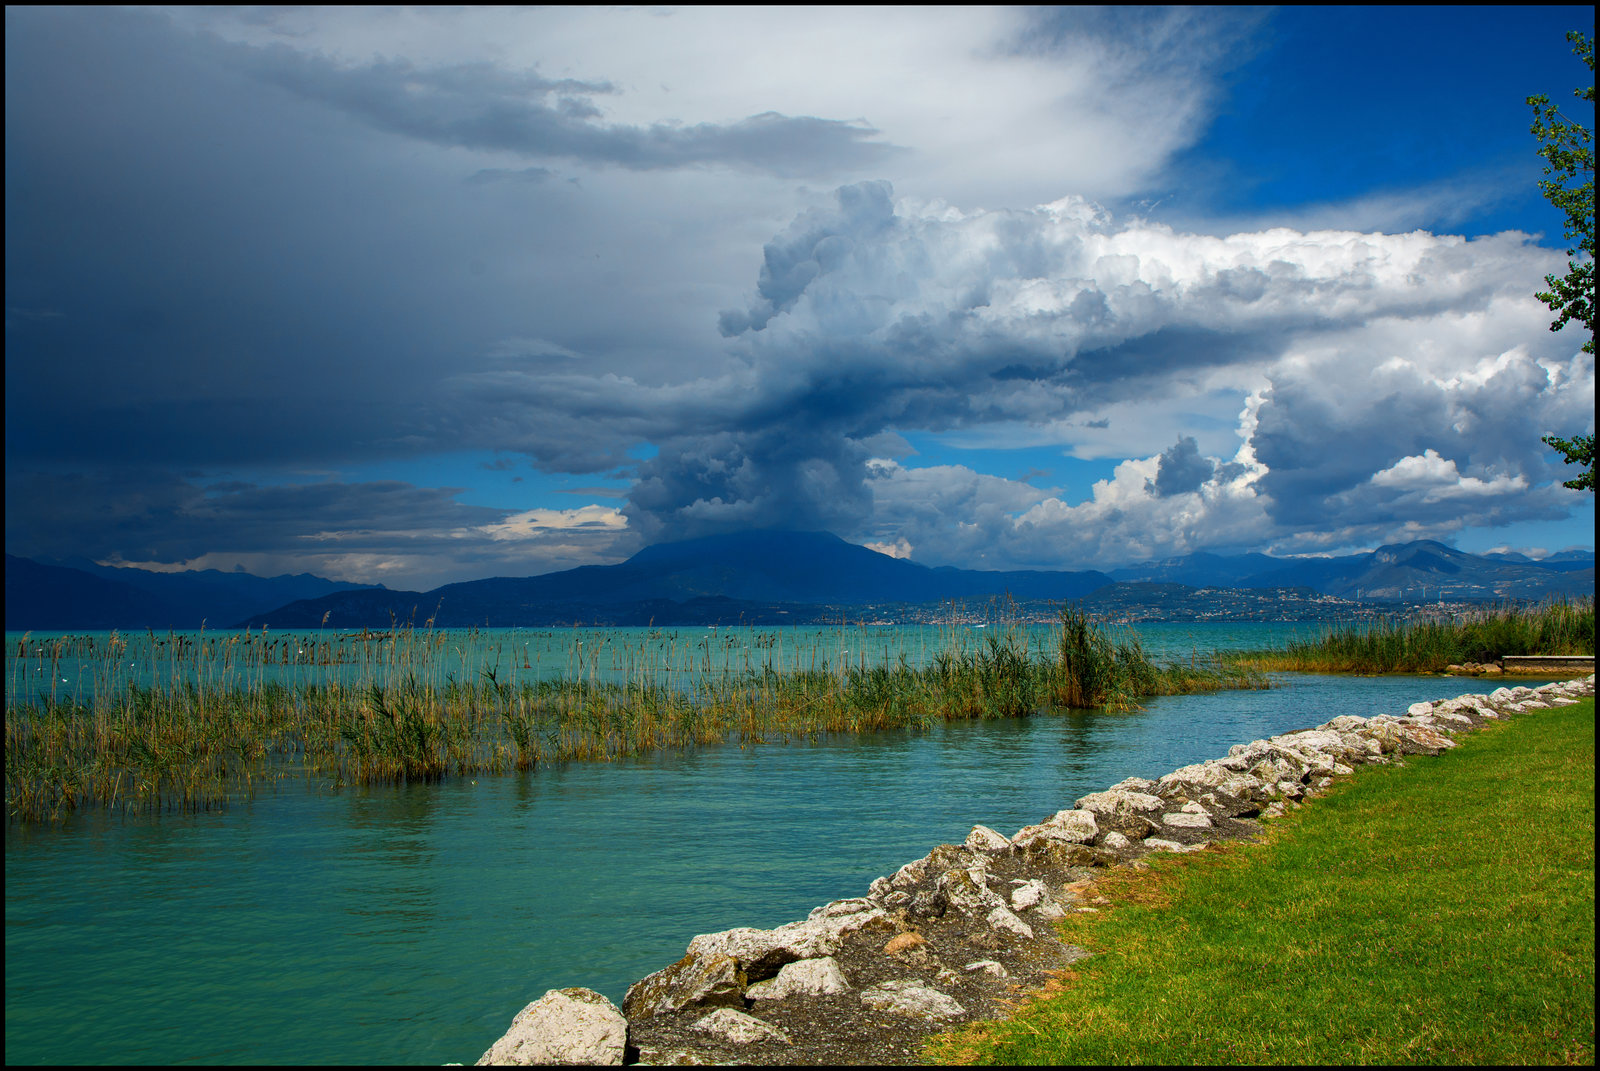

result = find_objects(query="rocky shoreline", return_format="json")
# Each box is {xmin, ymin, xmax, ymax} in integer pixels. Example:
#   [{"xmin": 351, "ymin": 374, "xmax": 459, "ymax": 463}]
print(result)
[{"xmin": 473, "ymin": 677, "xmax": 1596, "ymax": 1066}]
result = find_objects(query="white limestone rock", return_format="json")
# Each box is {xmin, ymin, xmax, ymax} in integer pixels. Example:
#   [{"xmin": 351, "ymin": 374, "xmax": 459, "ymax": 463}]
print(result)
[
  {"xmin": 964, "ymin": 824, "xmax": 1011, "ymax": 852},
  {"xmin": 691, "ymin": 1008, "xmax": 790, "ymax": 1045},
  {"xmin": 1075, "ymin": 788, "xmax": 1164, "ymax": 816},
  {"xmin": 623, "ymin": 953, "xmax": 746, "ymax": 1020},
  {"xmin": 477, "ymin": 988, "xmax": 627, "ymax": 1066},
  {"xmin": 1047, "ymin": 808, "xmax": 1101, "ymax": 841},
  {"xmin": 1161, "ymin": 811, "xmax": 1213, "ymax": 829},
  {"xmin": 628, "ymin": 903, "xmax": 888, "ymax": 1019},
  {"xmin": 938, "ymin": 865, "xmax": 1008, "ymax": 916},
  {"xmin": 890, "ymin": 859, "xmax": 928, "ymax": 889},
  {"xmin": 986, "ymin": 904, "xmax": 1035, "ymax": 940},
  {"xmin": 1010, "ymin": 879, "xmax": 1046, "ymax": 911},
  {"xmin": 1226, "ymin": 739, "xmax": 1276, "ymax": 762},
  {"xmin": 1272, "ymin": 729, "xmax": 1354, "ymax": 759},
  {"xmin": 1143, "ymin": 838, "xmax": 1208, "ymax": 853},
  {"xmin": 1108, "ymin": 776, "xmax": 1159, "ymax": 792},
  {"xmin": 964, "ymin": 959, "xmax": 1009, "ymax": 979},
  {"xmin": 1216, "ymin": 773, "xmax": 1267, "ymax": 800},
  {"xmin": 859, "ymin": 980, "xmax": 965, "ymax": 1020},
  {"xmin": 1159, "ymin": 762, "xmax": 1235, "ymax": 790},
  {"xmin": 1361, "ymin": 720, "xmax": 1457, "ymax": 754},
  {"xmin": 745, "ymin": 957, "xmax": 850, "ymax": 1002}
]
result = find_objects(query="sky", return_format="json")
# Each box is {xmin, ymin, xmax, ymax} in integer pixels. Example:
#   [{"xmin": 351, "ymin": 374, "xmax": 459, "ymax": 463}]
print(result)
[{"xmin": 5, "ymin": 5, "xmax": 1595, "ymax": 591}]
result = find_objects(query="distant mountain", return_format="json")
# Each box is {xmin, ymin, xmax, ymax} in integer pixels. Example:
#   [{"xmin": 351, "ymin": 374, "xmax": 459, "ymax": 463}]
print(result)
[
  {"xmin": 1482, "ymin": 548, "xmax": 1595, "ymax": 573},
  {"xmin": 4, "ymin": 555, "xmax": 381, "ymax": 630},
  {"xmin": 9, "ymin": 532, "xmax": 1592, "ymax": 631},
  {"xmin": 245, "ymin": 530, "xmax": 1114, "ymax": 627},
  {"xmin": 1107, "ymin": 551, "xmax": 1283, "ymax": 588},
  {"xmin": 1113, "ymin": 540, "xmax": 1594, "ymax": 602},
  {"xmin": 5, "ymin": 555, "xmax": 191, "ymax": 630}
]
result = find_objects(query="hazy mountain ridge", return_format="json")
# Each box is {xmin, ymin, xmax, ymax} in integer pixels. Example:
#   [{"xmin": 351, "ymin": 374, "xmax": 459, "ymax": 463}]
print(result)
[
  {"xmin": 1112, "ymin": 540, "xmax": 1593, "ymax": 601},
  {"xmin": 5, "ymin": 555, "xmax": 194, "ymax": 630},
  {"xmin": 238, "ymin": 531, "xmax": 1114, "ymax": 628},
  {"xmin": 5, "ymin": 554, "xmax": 382, "ymax": 631},
  {"xmin": 5, "ymin": 533, "xmax": 1594, "ymax": 630}
]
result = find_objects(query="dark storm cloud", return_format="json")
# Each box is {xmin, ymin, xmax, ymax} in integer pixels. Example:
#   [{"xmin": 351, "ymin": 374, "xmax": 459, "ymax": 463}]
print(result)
[
  {"xmin": 1146, "ymin": 436, "xmax": 1214, "ymax": 497},
  {"xmin": 626, "ymin": 431, "xmax": 874, "ymax": 545},
  {"xmin": 3, "ymin": 469, "xmax": 506, "ymax": 565},
  {"xmin": 5, "ymin": 7, "xmax": 1588, "ymax": 581},
  {"xmin": 5, "ymin": 6, "xmax": 736, "ymax": 479},
  {"xmin": 4, "ymin": 6, "xmax": 472, "ymax": 465},
  {"xmin": 1250, "ymin": 345, "xmax": 1591, "ymax": 531},
  {"xmin": 718, "ymin": 181, "xmax": 896, "ymax": 334},
  {"xmin": 466, "ymin": 167, "xmax": 554, "ymax": 185},
  {"xmin": 236, "ymin": 40, "xmax": 900, "ymax": 178}
]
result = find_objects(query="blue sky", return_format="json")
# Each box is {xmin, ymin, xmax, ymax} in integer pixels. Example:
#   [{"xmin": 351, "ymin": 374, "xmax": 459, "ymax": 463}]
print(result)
[{"xmin": 5, "ymin": 6, "xmax": 1594, "ymax": 588}]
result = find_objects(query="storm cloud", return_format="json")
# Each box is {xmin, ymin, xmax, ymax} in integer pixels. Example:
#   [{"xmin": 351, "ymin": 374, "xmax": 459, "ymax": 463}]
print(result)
[
  {"xmin": 237, "ymin": 42, "xmax": 901, "ymax": 178},
  {"xmin": 581, "ymin": 183, "xmax": 1588, "ymax": 565},
  {"xmin": 5, "ymin": 7, "xmax": 1592, "ymax": 585},
  {"xmin": 1148, "ymin": 437, "xmax": 1215, "ymax": 498}
]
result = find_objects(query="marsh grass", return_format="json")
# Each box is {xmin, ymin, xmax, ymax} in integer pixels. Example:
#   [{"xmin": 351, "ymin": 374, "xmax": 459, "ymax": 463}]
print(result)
[
  {"xmin": 6, "ymin": 607, "xmax": 1264, "ymax": 822},
  {"xmin": 925, "ymin": 697, "xmax": 1596, "ymax": 1066},
  {"xmin": 1220, "ymin": 597, "xmax": 1594, "ymax": 674}
]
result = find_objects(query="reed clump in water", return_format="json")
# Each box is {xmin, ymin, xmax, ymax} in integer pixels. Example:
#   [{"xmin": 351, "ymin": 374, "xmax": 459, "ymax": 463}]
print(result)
[
  {"xmin": 1046, "ymin": 607, "xmax": 1261, "ymax": 711},
  {"xmin": 1218, "ymin": 598, "xmax": 1595, "ymax": 674},
  {"xmin": 5, "ymin": 609, "xmax": 1265, "ymax": 822}
]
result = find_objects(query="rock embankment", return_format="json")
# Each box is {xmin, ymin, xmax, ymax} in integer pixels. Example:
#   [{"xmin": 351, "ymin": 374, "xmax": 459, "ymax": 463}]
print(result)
[{"xmin": 474, "ymin": 677, "xmax": 1595, "ymax": 1066}]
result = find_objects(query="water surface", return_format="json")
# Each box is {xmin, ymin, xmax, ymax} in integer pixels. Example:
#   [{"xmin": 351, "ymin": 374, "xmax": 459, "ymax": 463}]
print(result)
[{"xmin": 4, "ymin": 624, "xmax": 1560, "ymax": 1065}]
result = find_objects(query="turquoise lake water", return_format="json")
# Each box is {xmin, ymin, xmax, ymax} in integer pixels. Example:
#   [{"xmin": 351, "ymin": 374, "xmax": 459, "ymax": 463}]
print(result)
[{"xmin": 3, "ymin": 623, "xmax": 1566, "ymax": 1065}]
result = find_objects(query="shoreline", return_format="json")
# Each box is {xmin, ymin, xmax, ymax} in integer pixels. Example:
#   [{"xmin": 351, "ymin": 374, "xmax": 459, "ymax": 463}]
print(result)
[{"xmin": 472, "ymin": 675, "xmax": 1597, "ymax": 1066}]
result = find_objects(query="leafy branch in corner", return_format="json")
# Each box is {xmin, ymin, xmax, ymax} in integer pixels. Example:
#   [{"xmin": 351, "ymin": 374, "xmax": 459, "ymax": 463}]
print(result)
[{"xmin": 1529, "ymin": 30, "xmax": 1595, "ymax": 491}]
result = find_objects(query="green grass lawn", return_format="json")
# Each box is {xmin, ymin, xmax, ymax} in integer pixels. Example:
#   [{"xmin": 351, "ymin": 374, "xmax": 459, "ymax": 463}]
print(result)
[{"xmin": 927, "ymin": 697, "xmax": 1596, "ymax": 1066}]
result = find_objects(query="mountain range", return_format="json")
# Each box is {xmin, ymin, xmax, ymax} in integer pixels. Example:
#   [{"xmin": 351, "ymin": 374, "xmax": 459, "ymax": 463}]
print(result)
[
  {"xmin": 3, "ymin": 555, "xmax": 380, "ymax": 631},
  {"xmin": 1107, "ymin": 540, "xmax": 1594, "ymax": 602},
  {"xmin": 234, "ymin": 530, "xmax": 1114, "ymax": 628},
  {"xmin": 4, "ymin": 532, "xmax": 1593, "ymax": 630}
]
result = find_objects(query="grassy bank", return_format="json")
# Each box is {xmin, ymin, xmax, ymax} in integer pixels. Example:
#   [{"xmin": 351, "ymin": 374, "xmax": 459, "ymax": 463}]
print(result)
[
  {"xmin": 5, "ymin": 609, "xmax": 1264, "ymax": 822},
  {"xmin": 927, "ymin": 696, "xmax": 1596, "ymax": 1066},
  {"xmin": 1221, "ymin": 598, "xmax": 1594, "ymax": 674}
]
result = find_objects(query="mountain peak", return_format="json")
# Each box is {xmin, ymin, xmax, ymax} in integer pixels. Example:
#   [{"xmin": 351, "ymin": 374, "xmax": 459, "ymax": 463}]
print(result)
[{"xmin": 625, "ymin": 529, "xmax": 858, "ymax": 567}]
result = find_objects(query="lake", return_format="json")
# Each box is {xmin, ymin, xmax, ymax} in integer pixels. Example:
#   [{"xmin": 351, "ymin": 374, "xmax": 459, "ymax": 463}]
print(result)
[{"xmin": 3, "ymin": 623, "xmax": 1565, "ymax": 1065}]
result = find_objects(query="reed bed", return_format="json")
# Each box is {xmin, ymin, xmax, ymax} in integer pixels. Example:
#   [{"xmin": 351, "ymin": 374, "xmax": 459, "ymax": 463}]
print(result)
[
  {"xmin": 6, "ymin": 608, "xmax": 1265, "ymax": 823},
  {"xmin": 1219, "ymin": 597, "xmax": 1594, "ymax": 674}
]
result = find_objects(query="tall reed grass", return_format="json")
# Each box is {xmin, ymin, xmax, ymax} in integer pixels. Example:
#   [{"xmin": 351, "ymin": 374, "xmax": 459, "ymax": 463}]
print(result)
[
  {"xmin": 5, "ymin": 607, "xmax": 1264, "ymax": 823},
  {"xmin": 1219, "ymin": 597, "xmax": 1594, "ymax": 675}
]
